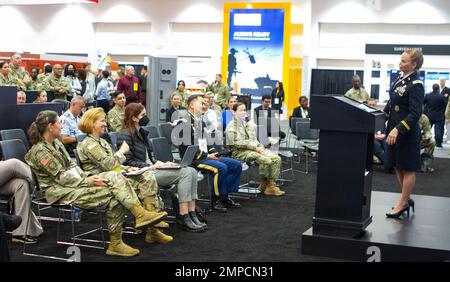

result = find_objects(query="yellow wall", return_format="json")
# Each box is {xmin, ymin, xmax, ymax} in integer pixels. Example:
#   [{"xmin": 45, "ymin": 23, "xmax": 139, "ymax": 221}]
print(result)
[{"xmin": 222, "ymin": 2, "xmax": 300, "ymax": 116}]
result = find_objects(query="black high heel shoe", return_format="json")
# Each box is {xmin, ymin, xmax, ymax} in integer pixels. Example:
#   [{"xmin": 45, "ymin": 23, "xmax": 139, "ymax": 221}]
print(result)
[
  {"xmin": 391, "ymin": 199, "xmax": 415, "ymax": 212},
  {"xmin": 386, "ymin": 203, "xmax": 410, "ymax": 218},
  {"xmin": 408, "ymin": 199, "xmax": 415, "ymax": 213}
]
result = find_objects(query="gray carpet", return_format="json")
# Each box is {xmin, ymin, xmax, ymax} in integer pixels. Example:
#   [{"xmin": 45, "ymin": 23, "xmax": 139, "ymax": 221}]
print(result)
[{"xmin": 8, "ymin": 157, "xmax": 450, "ymax": 262}]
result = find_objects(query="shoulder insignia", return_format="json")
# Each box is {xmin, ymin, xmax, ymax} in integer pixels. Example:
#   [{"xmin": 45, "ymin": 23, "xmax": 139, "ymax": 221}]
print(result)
[{"xmin": 412, "ymin": 80, "xmax": 423, "ymax": 85}]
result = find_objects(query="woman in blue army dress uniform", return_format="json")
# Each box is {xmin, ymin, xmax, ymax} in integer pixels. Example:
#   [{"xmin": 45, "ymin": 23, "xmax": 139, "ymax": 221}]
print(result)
[{"xmin": 384, "ymin": 48, "xmax": 424, "ymax": 218}]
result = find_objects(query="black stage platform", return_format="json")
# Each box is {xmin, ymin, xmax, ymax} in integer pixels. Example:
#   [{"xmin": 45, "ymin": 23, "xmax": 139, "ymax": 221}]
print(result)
[{"xmin": 301, "ymin": 191, "xmax": 450, "ymax": 262}]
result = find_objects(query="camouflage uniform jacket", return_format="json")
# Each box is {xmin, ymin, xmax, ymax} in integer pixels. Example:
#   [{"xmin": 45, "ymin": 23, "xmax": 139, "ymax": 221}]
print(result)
[
  {"xmin": 25, "ymin": 139, "xmax": 95, "ymax": 204},
  {"xmin": 77, "ymin": 135, "xmax": 127, "ymax": 175},
  {"xmin": 107, "ymin": 105, "xmax": 125, "ymax": 132}
]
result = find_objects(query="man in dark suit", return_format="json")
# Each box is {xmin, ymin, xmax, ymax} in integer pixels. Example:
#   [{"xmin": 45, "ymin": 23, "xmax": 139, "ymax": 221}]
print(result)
[
  {"xmin": 254, "ymin": 95, "xmax": 286, "ymax": 141},
  {"xmin": 424, "ymin": 83, "xmax": 446, "ymax": 147}
]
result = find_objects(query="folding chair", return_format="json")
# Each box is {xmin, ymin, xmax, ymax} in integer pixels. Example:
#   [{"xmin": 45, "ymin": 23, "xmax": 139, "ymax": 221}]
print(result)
[
  {"xmin": 295, "ymin": 120, "xmax": 319, "ymax": 174},
  {"xmin": 0, "ymin": 128, "xmax": 30, "ymax": 151},
  {"xmin": 0, "ymin": 139, "xmax": 108, "ymax": 261}
]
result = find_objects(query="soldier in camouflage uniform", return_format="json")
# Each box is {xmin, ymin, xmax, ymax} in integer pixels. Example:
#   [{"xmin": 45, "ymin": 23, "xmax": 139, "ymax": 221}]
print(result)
[
  {"xmin": 77, "ymin": 108, "xmax": 173, "ymax": 244},
  {"xmin": 0, "ymin": 61, "xmax": 26, "ymax": 90},
  {"xmin": 9, "ymin": 53, "xmax": 30, "ymax": 87},
  {"xmin": 171, "ymin": 80, "xmax": 188, "ymax": 108},
  {"xmin": 43, "ymin": 64, "xmax": 71, "ymax": 100},
  {"xmin": 26, "ymin": 67, "xmax": 45, "ymax": 91},
  {"xmin": 209, "ymin": 74, "xmax": 230, "ymax": 109},
  {"xmin": 344, "ymin": 75, "xmax": 369, "ymax": 103},
  {"xmin": 226, "ymin": 102, "xmax": 285, "ymax": 196},
  {"xmin": 418, "ymin": 114, "xmax": 435, "ymax": 172},
  {"xmin": 25, "ymin": 110, "xmax": 167, "ymax": 257},
  {"xmin": 107, "ymin": 91, "xmax": 126, "ymax": 132}
]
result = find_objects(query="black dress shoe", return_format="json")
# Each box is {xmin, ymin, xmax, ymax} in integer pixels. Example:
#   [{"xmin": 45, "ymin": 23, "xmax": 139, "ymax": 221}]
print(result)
[
  {"xmin": 211, "ymin": 199, "xmax": 227, "ymax": 213},
  {"xmin": 178, "ymin": 214, "xmax": 204, "ymax": 232},
  {"xmin": 189, "ymin": 211, "xmax": 207, "ymax": 230},
  {"xmin": 12, "ymin": 235, "xmax": 38, "ymax": 244},
  {"xmin": 2, "ymin": 213, "xmax": 22, "ymax": 232},
  {"xmin": 221, "ymin": 197, "xmax": 241, "ymax": 208}
]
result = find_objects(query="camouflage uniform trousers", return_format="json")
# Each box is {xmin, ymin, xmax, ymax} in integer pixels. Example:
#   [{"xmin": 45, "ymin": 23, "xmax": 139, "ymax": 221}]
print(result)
[
  {"xmin": 421, "ymin": 137, "xmax": 435, "ymax": 156},
  {"xmin": 233, "ymin": 150, "xmax": 281, "ymax": 179},
  {"xmin": 59, "ymin": 171, "xmax": 139, "ymax": 232},
  {"xmin": 126, "ymin": 171, "xmax": 164, "ymax": 210}
]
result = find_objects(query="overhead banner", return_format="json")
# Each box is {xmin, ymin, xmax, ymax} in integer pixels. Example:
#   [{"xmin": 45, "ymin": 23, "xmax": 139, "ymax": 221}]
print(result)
[
  {"xmin": 96, "ymin": 50, "xmax": 111, "ymax": 71},
  {"xmin": 227, "ymin": 8, "xmax": 285, "ymax": 101}
]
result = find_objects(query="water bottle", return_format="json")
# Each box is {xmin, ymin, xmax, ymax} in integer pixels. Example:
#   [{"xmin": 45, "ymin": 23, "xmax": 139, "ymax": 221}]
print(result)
[{"xmin": 74, "ymin": 207, "xmax": 81, "ymax": 221}]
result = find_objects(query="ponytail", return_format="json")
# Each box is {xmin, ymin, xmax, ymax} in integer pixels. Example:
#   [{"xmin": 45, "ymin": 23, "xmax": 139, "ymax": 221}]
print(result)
[{"xmin": 27, "ymin": 110, "xmax": 58, "ymax": 145}]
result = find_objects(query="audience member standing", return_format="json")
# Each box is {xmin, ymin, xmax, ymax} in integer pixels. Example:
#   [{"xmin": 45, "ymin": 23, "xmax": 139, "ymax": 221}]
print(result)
[
  {"xmin": 44, "ymin": 64, "xmax": 71, "ymax": 100},
  {"xmin": 117, "ymin": 66, "xmax": 141, "ymax": 104},
  {"xmin": 95, "ymin": 70, "xmax": 113, "ymax": 113},
  {"xmin": 0, "ymin": 61, "xmax": 26, "ymax": 90},
  {"xmin": 271, "ymin": 81, "xmax": 284, "ymax": 114},
  {"xmin": 8, "ymin": 53, "xmax": 30, "ymax": 87},
  {"xmin": 210, "ymin": 74, "xmax": 230, "ymax": 109},
  {"xmin": 424, "ymin": 84, "xmax": 446, "ymax": 147}
]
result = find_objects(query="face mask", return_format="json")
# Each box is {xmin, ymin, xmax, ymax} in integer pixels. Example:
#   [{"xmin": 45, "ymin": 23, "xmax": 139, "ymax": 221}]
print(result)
[
  {"xmin": 139, "ymin": 115, "xmax": 150, "ymax": 126},
  {"xmin": 67, "ymin": 70, "xmax": 74, "ymax": 76}
]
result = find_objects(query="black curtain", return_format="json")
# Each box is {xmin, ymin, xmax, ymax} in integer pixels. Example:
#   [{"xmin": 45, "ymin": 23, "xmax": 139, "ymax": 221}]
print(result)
[{"xmin": 310, "ymin": 69, "xmax": 364, "ymax": 96}]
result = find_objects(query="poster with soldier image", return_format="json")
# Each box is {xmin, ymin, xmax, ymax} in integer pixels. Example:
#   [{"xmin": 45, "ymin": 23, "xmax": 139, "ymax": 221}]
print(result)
[{"xmin": 227, "ymin": 9, "xmax": 285, "ymax": 103}]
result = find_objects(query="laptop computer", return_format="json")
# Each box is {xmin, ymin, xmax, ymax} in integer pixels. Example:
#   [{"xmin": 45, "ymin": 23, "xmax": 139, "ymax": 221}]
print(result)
[{"xmin": 157, "ymin": 145, "xmax": 199, "ymax": 170}]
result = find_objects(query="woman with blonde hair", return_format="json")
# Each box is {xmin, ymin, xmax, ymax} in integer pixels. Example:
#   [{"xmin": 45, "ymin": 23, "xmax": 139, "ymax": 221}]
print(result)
[
  {"xmin": 77, "ymin": 108, "xmax": 173, "ymax": 243},
  {"xmin": 26, "ymin": 110, "xmax": 166, "ymax": 257}
]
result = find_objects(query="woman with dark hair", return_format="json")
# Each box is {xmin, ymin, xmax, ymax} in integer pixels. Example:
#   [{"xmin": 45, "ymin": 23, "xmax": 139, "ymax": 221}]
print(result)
[
  {"xmin": 77, "ymin": 108, "xmax": 173, "ymax": 244},
  {"xmin": 33, "ymin": 90, "xmax": 48, "ymax": 103},
  {"xmin": 0, "ymin": 61, "xmax": 25, "ymax": 90},
  {"xmin": 64, "ymin": 64, "xmax": 82, "ymax": 101},
  {"xmin": 172, "ymin": 80, "xmax": 187, "ymax": 108},
  {"xmin": 384, "ymin": 48, "xmax": 424, "ymax": 218},
  {"xmin": 118, "ymin": 103, "xmax": 206, "ymax": 232},
  {"xmin": 25, "ymin": 110, "xmax": 167, "ymax": 257},
  {"xmin": 271, "ymin": 81, "xmax": 284, "ymax": 114}
]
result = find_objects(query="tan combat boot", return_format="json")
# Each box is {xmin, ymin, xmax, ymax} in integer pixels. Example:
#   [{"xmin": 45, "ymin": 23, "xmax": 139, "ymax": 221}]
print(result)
[
  {"xmin": 144, "ymin": 201, "xmax": 169, "ymax": 229},
  {"xmin": 130, "ymin": 202, "xmax": 167, "ymax": 230},
  {"xmin": 258, "ymin": 177, "xmax": 268, "ymax": 193},
  {"xmin": 106, "ymin": 230, "xmax": 139, "ymax": 257},
  {"xmin": 263, "ymin": 178, "xmax": 285, "ymax": 196},
  {"xmin": 145, "ymin": 227, "xmax": 173, "ymax": 244}
]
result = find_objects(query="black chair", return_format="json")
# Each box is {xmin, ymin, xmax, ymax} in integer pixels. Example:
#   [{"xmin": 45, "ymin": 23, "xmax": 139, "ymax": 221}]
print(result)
[
  {"xmin": 0, "ymin": 129, "xmax": 30, "ymax": 151},
  {"xmin": 294, "ymin": 120, "xmax": 319, "ymax": 174},
  {"xmin": 143, "ymin": 126, "xmax": 160, "ymax": 139},
  {"xmin": 158, "ymin": 123, "xmax": 173, "ymax": 145},
  {"xmin": 149, "ymin": 137, "xmax": 174, "ymax": 163},
  {"xmin": 75, "ymin": 133, "xmax": 87, "ymax": 144},
  {"xmin": 52, "ymin": 99, "xmax": 70, "ymax": 112},
  {"xmin": 0, "ymin": 139, "xmax": 27, "ymax": 162}
]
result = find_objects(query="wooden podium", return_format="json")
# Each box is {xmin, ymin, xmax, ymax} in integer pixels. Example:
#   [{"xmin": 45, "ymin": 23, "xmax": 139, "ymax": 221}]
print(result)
[{"xmin": 310, "ymin": 95, "xmax": 386, "ymax": 237}]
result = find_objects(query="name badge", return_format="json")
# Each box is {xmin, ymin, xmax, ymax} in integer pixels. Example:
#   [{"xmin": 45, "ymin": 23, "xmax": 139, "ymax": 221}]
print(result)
[
  {"xmin": 133, "ymin": 82, "xmax": 138, "ymax": 92},
  {"xmin": 275, "ymin": 98, "xmax": 279, "ymax": 104},
  {"xmin": 198, "ymin": 138, "xmax": 208, "ymax": 153}
]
